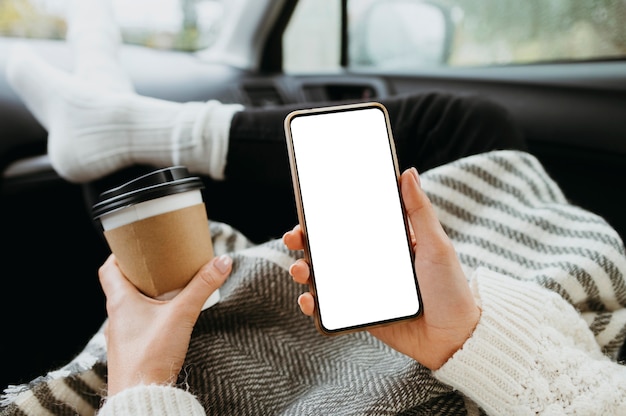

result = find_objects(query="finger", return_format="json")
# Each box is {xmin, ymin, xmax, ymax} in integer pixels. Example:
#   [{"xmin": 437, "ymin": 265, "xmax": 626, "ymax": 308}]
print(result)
[
  {"xmin": 283, "ymin": 224, "xmax": 305, "ymax": 251},
  {"xmin": 289, "ymin": 259, "xmax": 310, "ymax": 284},
  {"xmin": 400, "ymin": 168, "xmax": 449, "ymax": 248},
  {"xmin": 98, "ymin": 254, "xmax": 140, "ymax": 300},
  {"xmin": 297, "ymin": 293, "xmax": 315, "ymax": 316},
  {"xmin": 177, "ymin": 254, "xmax": 232, "ymax": 311}
]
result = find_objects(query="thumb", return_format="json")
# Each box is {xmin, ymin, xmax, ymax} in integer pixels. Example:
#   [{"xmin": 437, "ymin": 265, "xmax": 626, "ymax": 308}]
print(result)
[
  {"xmin": 400, "ymin": 168, "xmax": 449, "ymax": 249},
  {"xmin": 176, "ymin": 254, "xmax": 232, "ymax": 311}
]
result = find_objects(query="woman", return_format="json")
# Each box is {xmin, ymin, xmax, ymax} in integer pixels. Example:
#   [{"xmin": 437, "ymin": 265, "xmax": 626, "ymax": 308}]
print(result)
[{"xmin": 2, "ymin": 1, "xmax": 624, "ymax": 414}]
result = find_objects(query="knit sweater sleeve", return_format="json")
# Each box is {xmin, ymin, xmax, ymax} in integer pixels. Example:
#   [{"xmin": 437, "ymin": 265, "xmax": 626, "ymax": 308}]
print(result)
[
  {"xmin": 97, "ymin": 384, "xmax": 206, "ymax": 416},
  {"xmin": 434, "ymin": 267, "xmax": 626, "ymax": 415}
]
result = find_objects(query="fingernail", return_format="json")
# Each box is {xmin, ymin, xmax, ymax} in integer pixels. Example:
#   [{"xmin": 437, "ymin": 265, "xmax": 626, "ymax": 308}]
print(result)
[
  {"xmin": 215, "ymin": 254, "xmax": 232, "ymax": 274},
  {"xmin": 410, "ymin": 167, "xmax": 420, "ymax": 186}
]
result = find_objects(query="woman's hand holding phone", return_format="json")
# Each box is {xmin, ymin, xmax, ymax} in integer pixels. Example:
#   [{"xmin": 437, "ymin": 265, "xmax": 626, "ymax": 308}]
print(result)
[{"xmin": 283, "ymin": 168, "xmax": 481, "ymax": 371}]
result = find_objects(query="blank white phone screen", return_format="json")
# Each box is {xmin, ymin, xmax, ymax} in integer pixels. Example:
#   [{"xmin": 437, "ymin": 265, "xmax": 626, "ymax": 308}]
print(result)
[{"xmin": 289, "ymin": 106, "xmax": 421, "ymax": 332}]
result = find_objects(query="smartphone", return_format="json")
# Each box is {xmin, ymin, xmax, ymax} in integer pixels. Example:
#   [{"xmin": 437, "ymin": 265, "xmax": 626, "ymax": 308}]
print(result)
[{"xmin": 284, "ymin": 102, "xmax": 422, "ymax": 335}]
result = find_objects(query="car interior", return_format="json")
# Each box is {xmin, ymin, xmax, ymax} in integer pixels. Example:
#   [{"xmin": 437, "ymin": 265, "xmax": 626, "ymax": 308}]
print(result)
[{"xmin": 1, "ymin": 0, "xmax": 625, "ymax": 389}]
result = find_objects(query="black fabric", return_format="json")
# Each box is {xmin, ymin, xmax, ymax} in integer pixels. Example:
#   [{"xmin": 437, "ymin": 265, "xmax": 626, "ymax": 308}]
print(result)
[{"xmin": 225, "ymin": 91, "xmax": 527, "ymax": 185}]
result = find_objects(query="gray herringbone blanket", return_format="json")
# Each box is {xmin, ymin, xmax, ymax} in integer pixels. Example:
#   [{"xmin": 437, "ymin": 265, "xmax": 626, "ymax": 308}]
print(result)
[{"xmin": 2, "ymin": 150, "xmax": 625, "ymax": 415}]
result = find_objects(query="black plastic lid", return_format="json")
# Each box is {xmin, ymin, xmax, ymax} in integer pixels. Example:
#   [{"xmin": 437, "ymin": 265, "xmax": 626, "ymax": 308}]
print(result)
[{"xmin": 92, "ymin": 166, "xmax": 204, "ymax": 220}]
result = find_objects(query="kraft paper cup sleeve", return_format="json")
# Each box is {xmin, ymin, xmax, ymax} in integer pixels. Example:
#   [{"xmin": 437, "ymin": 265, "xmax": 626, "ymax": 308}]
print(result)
[{"xmin": 103, "ymin": 203, "xmax": 214, "ymax": 298}]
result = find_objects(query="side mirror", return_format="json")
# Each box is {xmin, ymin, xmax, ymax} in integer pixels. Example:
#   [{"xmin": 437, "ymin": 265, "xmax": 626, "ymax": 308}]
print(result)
[{"xmin": 350, "ymin": 0, "xmax": 454, "ymax": 68}]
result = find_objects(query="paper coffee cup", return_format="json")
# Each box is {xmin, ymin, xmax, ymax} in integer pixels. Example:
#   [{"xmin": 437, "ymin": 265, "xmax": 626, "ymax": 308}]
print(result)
[{"xmin": 92, "ymin": 166, "xmax": 219, "ymax": 309}]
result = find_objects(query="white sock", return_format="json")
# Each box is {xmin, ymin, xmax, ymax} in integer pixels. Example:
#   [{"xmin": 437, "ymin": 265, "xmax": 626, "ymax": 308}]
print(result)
[{"xmin": 6, "ymin": 45, "xmax": 243, "ymax": 183}]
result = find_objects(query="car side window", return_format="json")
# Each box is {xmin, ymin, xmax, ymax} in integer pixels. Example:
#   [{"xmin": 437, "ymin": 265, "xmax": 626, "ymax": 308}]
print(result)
[{"xmin": 283, "ymin": 0, "xmax": 626, "ymax": 72}]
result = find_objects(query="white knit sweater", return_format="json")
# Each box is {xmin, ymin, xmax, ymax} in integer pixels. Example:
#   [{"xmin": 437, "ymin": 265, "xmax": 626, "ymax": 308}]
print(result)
[{"xmin": 436, "ymin": 268, "xmax": 626, "ymax": 415}]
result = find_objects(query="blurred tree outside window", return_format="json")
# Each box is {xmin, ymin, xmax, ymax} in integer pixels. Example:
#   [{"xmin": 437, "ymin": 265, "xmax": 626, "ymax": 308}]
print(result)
[
  {"xmin": 0, "ymin": 0, "xmax": 223, "ymax": 51},
  {"xmin": 437, "ymin": 0, "xmax": 626, "ymax": 66},
  {"xmin": 0, "ymin": 0, "xmax": 66, "ymax": 39},
  {"xmin": 283, "ymin": 0, "xmax": 626, "ymax": 73}
]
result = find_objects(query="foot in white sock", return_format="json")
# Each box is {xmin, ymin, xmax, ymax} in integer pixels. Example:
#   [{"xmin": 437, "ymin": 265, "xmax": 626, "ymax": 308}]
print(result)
[{"xmin": 6, "ymin": 45, "xmax": 243, "ymax": 183}]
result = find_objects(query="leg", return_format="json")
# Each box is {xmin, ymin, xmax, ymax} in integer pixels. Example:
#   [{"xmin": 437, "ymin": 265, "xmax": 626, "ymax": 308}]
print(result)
[
  {"xmin": 224, "ymin": 92, "xmax": 527, "ymax": 187},
  {"xmin": 200, "ymin": 92, "xmax": 526, "ymax": 242},
  {"xmin": 6, "ymin": 0, "xmax": 242, "ymax": 185},
  {"xmin": 6, "ymin": 49, "xmax": 242, "ymax": 183}
]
